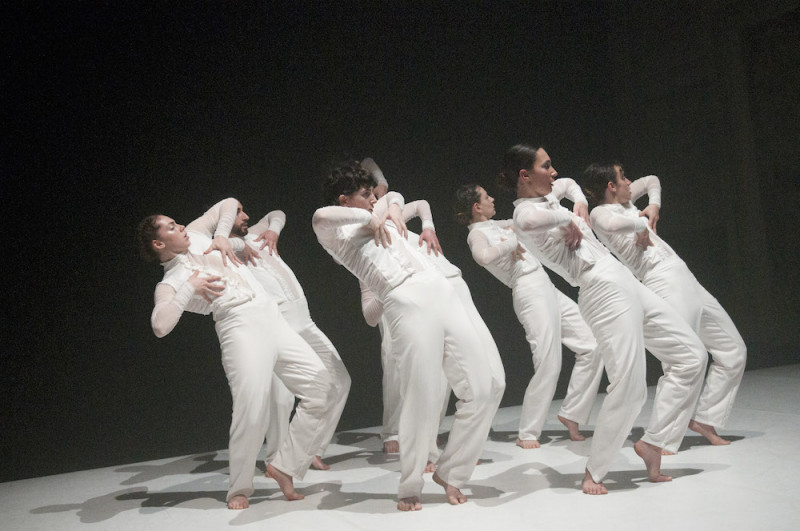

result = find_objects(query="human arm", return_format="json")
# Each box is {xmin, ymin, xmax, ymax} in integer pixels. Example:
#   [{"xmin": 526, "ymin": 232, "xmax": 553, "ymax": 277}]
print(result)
[
  {"xmin": 150, "ymin": 273, "xmax": 224, "ymax": 337},
  {"xmin": 467, "ymin": 228, "xmax": 519, "ymax": 267},
  {"xmin": 251, "ymin": 210, "xmax": 286, "ymax": 254},
  {"xmin": 551, "ymin": 178, "xmax": 591, "ymax": 226},
  {"xmin": 360, "ymin": 281, "xmax": 384, "ymax": 327},
  {"xmin": 312, "ymin": 205, "xmax": 392, "ymax": 247},
  {"xmin": 361, "ymin": 157, "xmax": 389, "ymax": 198},
  {"xmin": 185, "ymin": 198, "xmax": 242, "ymax": 266},
  {"xmin": 402, "ymin": 199, "xmax": 441, "ymax": 256},
  {"xmin": 630, "ymin": 175, "xmax": 661, "ymax": 233},
  {"xmin": 590, "ymin": 205, "xmax": 652, "ymax": 248}
]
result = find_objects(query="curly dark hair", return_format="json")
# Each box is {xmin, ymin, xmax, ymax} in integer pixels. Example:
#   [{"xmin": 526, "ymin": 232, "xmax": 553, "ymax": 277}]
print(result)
[
  {"xmin": 453, "ymin": 183, "xmax": 482, "ymax": 226},
  {"xmin": 321, "ymin": 160, "xmax": 378, "ymax": 206},
  {"xmin": 136, "ymin": 214, "xmax": 162, "ymax": 262}
]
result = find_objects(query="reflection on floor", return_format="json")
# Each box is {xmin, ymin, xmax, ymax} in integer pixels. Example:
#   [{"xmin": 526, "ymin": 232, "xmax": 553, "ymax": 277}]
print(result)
[{"xmin": 4, "ymin": 364, "xmax": 800, "ymax": 530}]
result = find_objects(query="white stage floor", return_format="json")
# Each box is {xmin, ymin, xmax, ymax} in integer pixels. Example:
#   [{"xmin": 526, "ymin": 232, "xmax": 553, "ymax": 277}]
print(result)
[{"xmin": 3, "ymin": 364, "xmax": 799, "ymax": 530}]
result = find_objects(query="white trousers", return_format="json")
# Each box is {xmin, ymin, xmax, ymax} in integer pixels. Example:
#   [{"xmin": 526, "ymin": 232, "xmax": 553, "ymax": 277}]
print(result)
[
  {"xmin": 379, "ymin": 319, "xmax": 454, "ymax": 462},
  {"xmin": 644, "ymin": 259, "xmax": 746, "ymax": 451},
  {"xmin": 511, "ymin": 268, "xmax": 602, "ymax": 441},
  {"xmin": 383, "ymin": 270, "xmax": 505, "ymax": 499},
  {"xmin": 215, "ymin": 299, "xmax": 335, "ymax": 501},
  {"xmin": 263, "ymin": 296, "xmax": 351, "ymax": 462},
  {"xmin": 577, "ymin": 256, "xmax": 707, "ymax": 483}
]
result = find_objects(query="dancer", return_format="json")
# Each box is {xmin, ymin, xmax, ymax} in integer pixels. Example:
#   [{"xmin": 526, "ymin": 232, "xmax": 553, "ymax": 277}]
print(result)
[
  {"xmin": 137, "ymin": 200, "xmax": 336, "ymax": 509},
  {"xmin": 502, "ymin": 144, "xmax": 707, "ymax": 495},
  {"xmin": 583, "ymin": 163, "xmax": 746, "ymax": 452},
  {"xmin": 217, "ymin": 201, "xmax": 351, "ymax": 470},
  {"xmin": 313, "ymin": 161, "xmax": 505, "ymax": 510},
  {"xmin": 454, "ymin": 183, "xmax": 602, "ymax": 446}
]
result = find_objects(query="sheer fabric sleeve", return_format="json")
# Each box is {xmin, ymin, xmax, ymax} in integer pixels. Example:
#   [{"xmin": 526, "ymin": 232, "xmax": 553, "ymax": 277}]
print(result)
[
  {"xmin": 361, "ymin": 157, "xmax": 389, "ymax": 189},
  {"xmin": 589, "ymin": 206, "xmax": 648, "ymax": 234},
  {"xmin": 151, "ymin": 282, "xmax": 195, "ymax": 338},
  {"xmin": 371, "ymin": 191, "xmax": 406, "ymax": 219},
  {"xmin": 514, "ymin": 205, "xmax": 572, "ymax": 233},
  {"xmin": 630, "ymin": 175, "xmax": 661, "ymax": 206},
  {"xmin": 360, "ymin": 281, "xmax": 383, "ymax": 327},
  {"xmin": 186, "ymin": 197, "xmax": 240, "ymax": 239},
  {"xmin": 249, "ymin": 210, "xmax": 286, "ymax": 236},
  {"xmin": 552, "ymin": 178, "xmax": 589, "ymax": 204},
  {"xmin": 402, "ymin": 199, "xmax": 435, "ymax": 231},
  {"xmin": 467, "ymin": 229, "xmax": 517, "ymax": 267}
]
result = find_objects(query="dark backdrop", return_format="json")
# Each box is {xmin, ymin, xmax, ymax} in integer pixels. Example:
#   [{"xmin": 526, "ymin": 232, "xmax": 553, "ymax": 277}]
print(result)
[{"xmin": 3, "ymin": 1, "xmax": 798, "ymax": 482}]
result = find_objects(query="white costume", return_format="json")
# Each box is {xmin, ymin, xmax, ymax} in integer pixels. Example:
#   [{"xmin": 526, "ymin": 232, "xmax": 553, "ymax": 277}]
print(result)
[
  {"xmin": 313, "ymin": 192, "xmax": 505, "ymax": 500},
  {"xmin": 590, "ymin": 175, "xmax": 746, "ymax": 451},
  {"xmin": 513, "ymin": 180, "xmax": 707, "ymax": 483},
  {"xmin": 228, "ymin": 209, "xmax": 351, "ymax": 462},
  {"xmin": 151, "ymin": 200, "xmax": 336, "ymax": 502},
  {"xmin": 467, "ymin": 213, "xmax": 602, "ymax": 442}
]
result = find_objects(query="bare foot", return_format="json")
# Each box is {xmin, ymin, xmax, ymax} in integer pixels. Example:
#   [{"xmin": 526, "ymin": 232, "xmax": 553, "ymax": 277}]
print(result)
[
  {"xmin": 516, "ymin": 438, "xmax": 541, "ymax": 449},
  {"xmin": 397, "ymin": 496, "xmax": 422, "ymax": 511},
  {"xmin": 383, "ymin": 440, "xmax": 400, "ymax": 454},
  {"xmin": 424, "ymin": 461, "xmax": 437, "ymax": 473},
  {"xmin": 227, "ymin": 494, "xmax": 249, "ymax": 509},
  {"xmin": 689, "ymin": 419, "xmax": 731, "ymax": 446},
  {"xmin": 265, "ymin": 464, "xmax": 305, "ymax": 500},
  {"xmin": 558, "ymin": 415, "xmax": 586, "ymax": 441},
  {"xmin": 582, "ymin": 469, "xmax": 608, "ymax": 495},
  {"xmin": 311, "ymin": 455, "xmax": 330, "ymax": 470},
  {"xmin": 432, "ymin": 473, "xmax": 467, "ymax": 505},
  {"xmin": 633, "ymin": 440, "xmax": 672, "ymax": 482},
  {"xmin": 661, "ymin": 449, "xmax": 676, "ymax": 456}
]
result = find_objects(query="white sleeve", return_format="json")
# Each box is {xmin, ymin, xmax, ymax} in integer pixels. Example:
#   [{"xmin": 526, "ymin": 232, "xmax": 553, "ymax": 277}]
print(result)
[
  {"xmin": 552, "ymin": 178, "xmax": 588, "ymax": 204},
  {"xmin": 360, "ymin": 281, "xmax": 383, "ymax": 327},
  {"xmin": 468, "ymin": 229, "xmax": 517, "ymax": 267},
  {"xmin": 402, "ymin": 199, "xmax": 435, "ymax": 231},
  {"xmin": 630, "ymin": 175, "xmax": 661, "ymax": 206},
  {"xmin": 361, "ymin": 157, "xmax": 389, "ymax": 188},
  {"xmin": 590, "ymin": 206, "xmax": 648, "ymax": 234},
  {"xmin": 372, "ymin": 191, "xmax": 406, "ymax": 219},
  {"xmin": 186, "ymin": 197, "xmax": 240, "ymax": 239},
  {"xmin": 151, "ymin": 282, "xmax": 195, "ymax": 338},
  {"xmin": 515, "ymin": 205, "xmax": 572, "ymax": 233},
  {"xmin": 312, "ymin": 206, "xmax": 375, "ymax": 235},
  {"xmin": 249, "ymin": 210, "xmax": 287, "ymax": 236}
]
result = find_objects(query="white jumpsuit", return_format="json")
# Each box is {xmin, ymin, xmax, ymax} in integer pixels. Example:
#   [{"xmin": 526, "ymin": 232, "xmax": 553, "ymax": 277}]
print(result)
[
  {"xmin": 467, "ymin": 214, "xmax": 602, "ymax": 442},
  {"xmin": 313, "ymin": 193, "xmax": 505, "ymax": 500},
  {"xmin": 590, "ymin": 176, "xmax": 746, "ymax": 452},
  {"xmin": 513, "ymin": 183, "xmax": 707, "ymax": 483},
  {"xmin": 151, "ymin": 236, "xmax": 335, "ymax": 502}
]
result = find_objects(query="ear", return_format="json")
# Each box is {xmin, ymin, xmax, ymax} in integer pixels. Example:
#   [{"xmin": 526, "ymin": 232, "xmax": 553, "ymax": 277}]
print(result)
[
  {"xmin": 472, "ymin": 201, "xmax": 481, "ymax": 216},
  {"xmin": 337, "ymin": 194, "xmax": 349, "ymax": 207},
  {"xmin": 152, "ymin": 239, "xmax": 165, "ymax": 251},
  {"xmin": 518, "ymin": 168, "xmax": 529, "ymax": 182},
  {"xmin": 607, "ymin": 180, "xmax": 617, "ymax": 192}
]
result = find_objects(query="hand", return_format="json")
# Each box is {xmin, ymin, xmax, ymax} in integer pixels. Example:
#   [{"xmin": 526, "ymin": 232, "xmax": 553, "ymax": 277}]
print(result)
[
  {"xmin": 418, "ymin": 228, "xmax": 442, "ymax": 256},
  {"xmin": 187, "ymin": 271, "xmax": 225, "ymax": 302},
  {"xmin": 204, "ymin": 236, "xmax": 242, "ymax": 267},
  {"xmin": 368, "ymin": 214, "xmax": 392, "ymax": 248},
  {"xmin": 255, "ymin": 229, "xmax": 280, "ymax": 255},
  {"xmin": 560, "ymin": 221, "xmax": 583, "ymax": 251},
  {"xmin": 512, "ymin": 244, "xmax": 527, "ymax": 262},
  {"xmin": 240, "ymin": 243, "xmax": 261, "ymax": 266},
  {"xmin": 573, "ymin": 202, "xmax": 591, "ymax": 227},
  {"xmin": 384, "ymin": 203, "xmax": 408, "ymax": 240},
  {"xmin": 635, "ymin": 229, "xmax": 654, "ymax": 249},
  {"xmin": 639, "ymin": 204, "xmax": 660, "ymax": 234}
]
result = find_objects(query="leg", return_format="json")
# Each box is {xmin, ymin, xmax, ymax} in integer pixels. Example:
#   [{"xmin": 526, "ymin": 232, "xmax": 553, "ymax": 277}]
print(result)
[
  {"xmin": 556, "ymin": 291, "xmax": 602, "ymax": 441},
  {"xmin": 263, "ymin": 376, "xmax": 294, "ymax": 465},
  {"xmin": 378, "ymin": 319, "xmax": 402, "ymax": 454},
  {"xmin": 511, "ymin": 271, "xmax": 562, "ymax": 447}
]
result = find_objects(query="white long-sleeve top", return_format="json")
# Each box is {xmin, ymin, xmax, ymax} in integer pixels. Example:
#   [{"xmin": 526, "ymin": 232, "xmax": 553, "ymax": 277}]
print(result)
[
  {"xmin": 232, "ymin": 209, "xmax": 305, "ymax": 303},
  {"xmin": 467, "ymin": 219, "xmax": 541, "ymax": 288},
  {"xmin": 589, "ymin": 175, "xmax": 679, "ymax": 281},
  {"xmin": 313, "ymin": 192, "xmax": 421, "ymax": 301},
  {"xmin": 513, "ymin": 178, "xmax": 610, "ymax": 287}
]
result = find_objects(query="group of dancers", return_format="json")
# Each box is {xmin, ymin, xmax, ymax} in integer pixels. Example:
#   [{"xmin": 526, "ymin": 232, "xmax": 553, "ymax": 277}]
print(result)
[{"xmin": 136, "ymin": 144, "xmax": 746, "ymax": 510}]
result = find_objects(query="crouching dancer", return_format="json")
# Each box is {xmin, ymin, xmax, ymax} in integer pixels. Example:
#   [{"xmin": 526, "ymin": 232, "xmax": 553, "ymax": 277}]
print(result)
[
  {"xmin": 312, "ymin": 161, "xmax": 505, "ymax": 511},
  {"xmin": 136, "ymin": 206, "xmax": 336, "ymax": 509}
]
